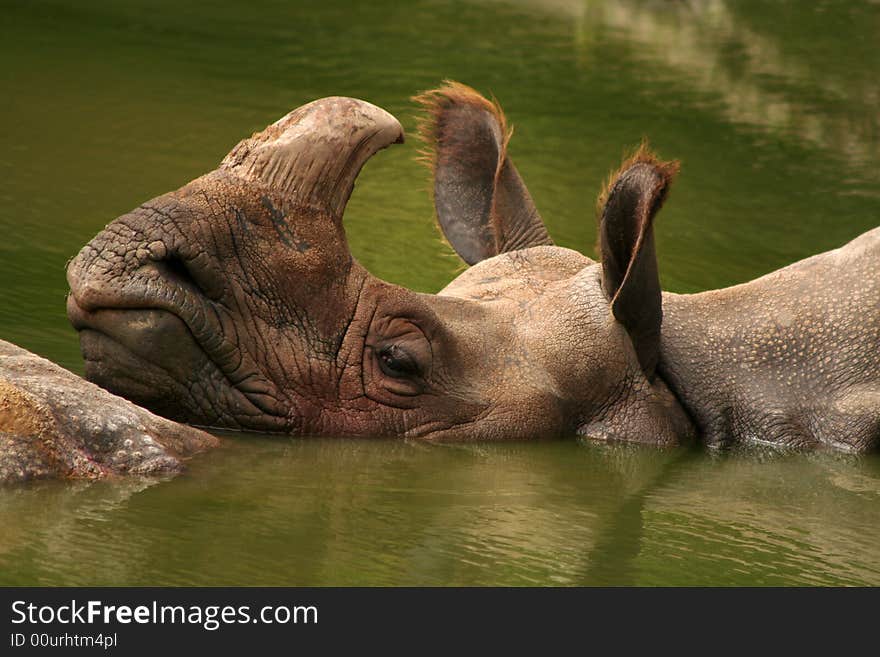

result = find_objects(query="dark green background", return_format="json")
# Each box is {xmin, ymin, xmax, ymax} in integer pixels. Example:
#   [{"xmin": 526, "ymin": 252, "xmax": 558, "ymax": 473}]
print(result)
[{"xmin": 1, "ymin": 0, "xmax": 879, "ymax": 585}]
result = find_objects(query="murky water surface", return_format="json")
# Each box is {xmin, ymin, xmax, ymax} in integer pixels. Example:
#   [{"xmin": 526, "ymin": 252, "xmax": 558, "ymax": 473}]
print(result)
[{"xmin": 1, "ymin": 0, "xmax": 879, "ymax": 585}]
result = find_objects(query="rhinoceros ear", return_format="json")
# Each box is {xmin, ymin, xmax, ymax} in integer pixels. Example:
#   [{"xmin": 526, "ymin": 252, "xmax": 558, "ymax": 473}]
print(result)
[
  {"xmin": 413, "ymin": 81, "xmax": 553, "ymax": 265},
  {"xmin": 598, "ymin": 146, "xmax": 678, "ymax": 379}
]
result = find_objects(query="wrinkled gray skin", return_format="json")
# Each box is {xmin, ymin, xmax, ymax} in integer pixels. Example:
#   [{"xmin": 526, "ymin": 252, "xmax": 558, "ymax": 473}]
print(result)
[{"xmin": 66, "ymin": 83, "xmax": 879, "ymax": 451}]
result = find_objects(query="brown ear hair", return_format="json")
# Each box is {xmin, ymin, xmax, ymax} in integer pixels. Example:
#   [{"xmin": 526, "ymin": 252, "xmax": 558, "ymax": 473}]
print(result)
[
  {"xmin": 598, "ymin": 144, "xmax": 678, "ymax": 379},
  {"xmin": 413, "ymin": 81, "xmax": 552, "ymax": 265}
]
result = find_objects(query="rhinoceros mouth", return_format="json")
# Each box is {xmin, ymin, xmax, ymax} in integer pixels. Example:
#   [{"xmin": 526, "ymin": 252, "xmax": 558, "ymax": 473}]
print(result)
[
  {"xmin": 66, "ymin": 291, "xmax": 289, "ymax": 431},
  {"xmin": 67, "ymin": 251, "xmax": 292, "ymax": 428},
  {"xmin": 67, "ymin": 299, "xmax": 239, "ymax": 421}
]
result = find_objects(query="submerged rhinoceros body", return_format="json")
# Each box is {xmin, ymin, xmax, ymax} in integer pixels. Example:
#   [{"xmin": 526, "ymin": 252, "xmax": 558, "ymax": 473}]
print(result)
[
  {"xmin": 66, "ymin": 83, "xmax": 880, "ymax": 451},
  {"xmin": 0, "ymin": 339, "xmax": 217, "ymax": 483}
]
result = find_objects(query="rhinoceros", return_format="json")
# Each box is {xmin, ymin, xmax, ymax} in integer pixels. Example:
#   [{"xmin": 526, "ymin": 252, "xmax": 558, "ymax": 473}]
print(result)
[{"xmin": 66, "ymin": 83, "xmax": 880, "ymax": 451}]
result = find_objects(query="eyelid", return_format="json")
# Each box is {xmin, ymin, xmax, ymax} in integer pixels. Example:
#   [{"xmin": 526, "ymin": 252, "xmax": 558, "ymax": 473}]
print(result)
[
  {"xmin": 378, "ymin": 344, "xmax": 420, "ymax": 377},
  {"xmin": 365, "ymin": 318, "xmax": 434, "ymax": 397}
]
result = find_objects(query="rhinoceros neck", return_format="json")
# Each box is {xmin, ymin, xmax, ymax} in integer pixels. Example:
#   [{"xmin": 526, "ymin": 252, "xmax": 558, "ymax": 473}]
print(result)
[{"xmin": 657, "ymin": 227, "xmax": 880, "ymax": 449}]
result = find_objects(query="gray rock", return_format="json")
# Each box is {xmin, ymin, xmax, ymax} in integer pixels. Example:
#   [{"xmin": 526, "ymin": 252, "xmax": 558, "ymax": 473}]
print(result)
[{"xmin": 0, "ymin": 339, "xmax": 219, "ymax": 484}]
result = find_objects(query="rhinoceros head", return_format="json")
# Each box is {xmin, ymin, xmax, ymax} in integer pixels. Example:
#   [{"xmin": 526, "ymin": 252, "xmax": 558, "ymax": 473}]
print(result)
[{"xmin": 67, "ymin": 82, "xmax": 693, "ymax": 444}]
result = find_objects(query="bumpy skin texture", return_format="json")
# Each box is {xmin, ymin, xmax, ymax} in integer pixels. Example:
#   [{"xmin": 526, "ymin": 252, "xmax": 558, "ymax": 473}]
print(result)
[
  {"xmin": 0, "ymin": 339, "xmax": 217, "ymax": 483},
  {"xmin": 660, "ymin": 227, "xmax": 880, "ymax": 451},
  {"xmin": 66, "ymin": 83, "xmax": 878, "ymax": 451}
]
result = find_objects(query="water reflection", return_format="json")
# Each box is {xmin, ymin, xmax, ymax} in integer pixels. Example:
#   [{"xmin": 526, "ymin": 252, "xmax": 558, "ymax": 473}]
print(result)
[
  {"xmin": 0, "ymin": 477, "xmax": 168, "ymax": 585},
  {"xmin": 1, "ymin": 439, "xmax": 879, "ymax": 585},
  {"xmin": 495, "ymin": 0, "xmax": 880, "ymax": 175}
]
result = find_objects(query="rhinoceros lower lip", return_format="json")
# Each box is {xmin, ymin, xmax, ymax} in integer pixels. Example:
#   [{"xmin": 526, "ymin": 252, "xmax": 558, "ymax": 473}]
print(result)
[
  {"xmin": 66, "ymin": 295, "xmax": 289, "ymax": 427},
  {"xmin": 68, "ymin": 292, "xmax": 219, "ymax": 381},
  {"xmin": 68, "ymin": 299, "xmax": 198, "ymax": 364},
  {"xmin": 66, "ymin": 267, "xmax": 224, "ymax": 379},
  {"xmin": 66, "ymin": 298, "xmax": 228, "ymax": 396}
]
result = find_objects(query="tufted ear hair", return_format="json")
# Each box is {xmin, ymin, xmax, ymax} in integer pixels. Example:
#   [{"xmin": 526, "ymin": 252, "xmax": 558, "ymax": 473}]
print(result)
[
  {"xmin": 598, "ymin": 145, "xmax": 678, "ymax": 380},
  {"xmin": 413, "ymin": 81, "xmax": 553, "ymax": 265}
]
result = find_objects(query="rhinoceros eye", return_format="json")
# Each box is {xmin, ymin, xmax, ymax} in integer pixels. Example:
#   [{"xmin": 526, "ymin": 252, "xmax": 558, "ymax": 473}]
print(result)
[{"xmin": 377, "ymin": 344, "xmax": 421, "ymax": 379}]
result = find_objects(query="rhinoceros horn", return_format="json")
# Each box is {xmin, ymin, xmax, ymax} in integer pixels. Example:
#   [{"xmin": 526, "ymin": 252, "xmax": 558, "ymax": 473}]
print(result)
[{"xmin": 220, "ymin": 96, "xmax": 405, "ymax": 221}]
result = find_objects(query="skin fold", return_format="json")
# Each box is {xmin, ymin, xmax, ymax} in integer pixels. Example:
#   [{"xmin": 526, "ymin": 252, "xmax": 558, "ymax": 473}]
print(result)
[{"xmin": 66, "ymin": 82, "xmax": 879, "ymax": 451}]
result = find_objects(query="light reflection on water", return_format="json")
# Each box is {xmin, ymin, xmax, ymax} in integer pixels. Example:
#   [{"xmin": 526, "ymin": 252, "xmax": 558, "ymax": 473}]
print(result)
[
  {"xmin": 2, "ymin": 438, "xmax": 880, "ymax": 586},
  {"xmin": 1, "ymin": 0, "xmax": 879, "ymax": 585}
]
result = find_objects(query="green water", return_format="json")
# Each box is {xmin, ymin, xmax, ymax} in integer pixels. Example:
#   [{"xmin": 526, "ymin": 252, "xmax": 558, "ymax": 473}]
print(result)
[{"xmin": 1, "ymin": 0, "xmax": 879, "ymax": 585}]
